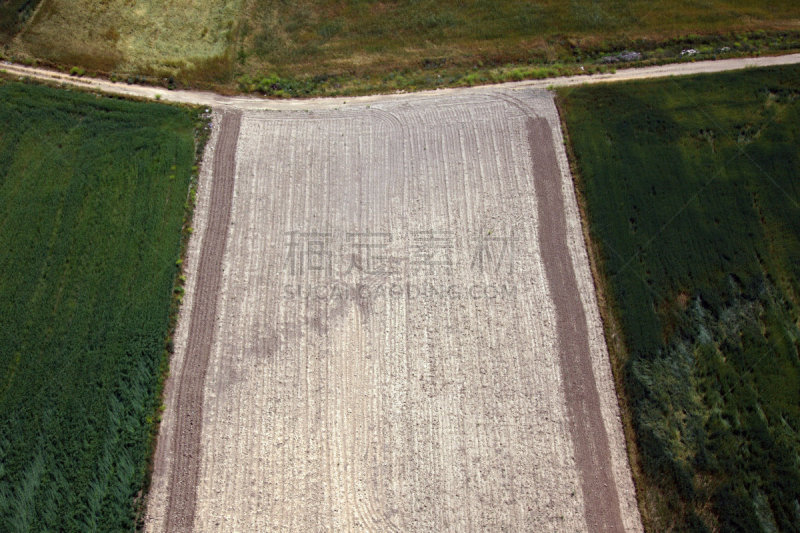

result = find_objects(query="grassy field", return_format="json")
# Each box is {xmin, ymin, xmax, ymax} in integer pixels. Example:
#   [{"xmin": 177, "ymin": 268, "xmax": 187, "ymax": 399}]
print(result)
[
  {"xmin": 236, "ymin": 0, "xmax": 800, "ymax": 92},
  {"xmin": 1, "ymin": 0, "xmax": 799, "ymax": 94},
  {"xmin": 6, "ymin": 0, "xmax": 241, "ymax": 76},
  {"xmin": 559, "ymin": 66, "xmax": 800, "ymax": 531},
  {"xmin": 0, "ymin": 81, "xmax": 204, "ymax": 531}
]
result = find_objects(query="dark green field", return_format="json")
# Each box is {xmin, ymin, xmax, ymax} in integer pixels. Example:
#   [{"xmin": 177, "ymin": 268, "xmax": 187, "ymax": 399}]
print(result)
[
  {"xmin": 559, "ymin": 66, "xmax": 800, "ymax": 531},
  {"xmin": 0, "ymin": 82, "xmax": 203, "ymax": 530}
]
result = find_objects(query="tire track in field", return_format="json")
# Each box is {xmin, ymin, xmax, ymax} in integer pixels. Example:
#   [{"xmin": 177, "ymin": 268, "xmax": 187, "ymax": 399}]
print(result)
[
  {"xmin": 528, "ymin": 117, "xmax": 625, "ymax": 532},
  {"xmin": 164, "ymin": 111, "xmax": 242, "ymax": 532}
]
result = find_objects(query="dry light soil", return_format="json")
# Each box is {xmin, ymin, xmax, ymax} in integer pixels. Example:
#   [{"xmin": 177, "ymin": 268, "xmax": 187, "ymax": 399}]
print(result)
[{"xmin": 146, "ymin": 88, "xmax": 643, "ymax": 532}]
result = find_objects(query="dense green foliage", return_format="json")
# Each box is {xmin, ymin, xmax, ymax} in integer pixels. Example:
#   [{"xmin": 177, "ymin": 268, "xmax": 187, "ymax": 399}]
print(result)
[
  {"xmin": 560, "ymin": 66, "xmax": 800, "ymax": 531},
  {"xmin": 0, "ymin": 82, "xmax": 200, "ymax": 531}
]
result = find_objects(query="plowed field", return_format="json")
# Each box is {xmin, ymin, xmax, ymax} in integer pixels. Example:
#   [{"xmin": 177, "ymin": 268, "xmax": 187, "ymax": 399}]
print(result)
[{"xmin": 147, "ymin": 89, "xmax": 641, "ymax": 531}]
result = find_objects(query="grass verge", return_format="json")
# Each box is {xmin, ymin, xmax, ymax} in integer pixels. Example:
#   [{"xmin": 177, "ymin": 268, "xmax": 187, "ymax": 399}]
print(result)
[{"xmin": 231, "ymin": 0, "xmax": 800, "ymax": 96}]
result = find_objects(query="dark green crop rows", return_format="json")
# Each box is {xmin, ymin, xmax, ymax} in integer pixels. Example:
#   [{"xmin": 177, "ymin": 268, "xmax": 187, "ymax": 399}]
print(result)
[
  {"xmin": 0, "ymin": 82, "xmax": 202, "ymax": 531},
  {"xmin": 560, "ymin": 66, "xmax": 800, "ymax": 531}
]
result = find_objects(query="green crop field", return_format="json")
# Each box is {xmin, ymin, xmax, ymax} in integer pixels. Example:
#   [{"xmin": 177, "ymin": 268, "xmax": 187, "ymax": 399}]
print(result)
[
  {"xmin": 0, "ymin": 81, "xmax": 204, "ymax": 530},
  {"xmin": 1, "ymin": 0, "xmax": 799, "ymax": 94},
  {"xmin": 559, "ymin": 66, "xmax": 800, "ymax": 531}
]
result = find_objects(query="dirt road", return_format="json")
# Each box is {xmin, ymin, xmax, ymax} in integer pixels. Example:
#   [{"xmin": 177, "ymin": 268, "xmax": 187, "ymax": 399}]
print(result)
[{"xmin": 2, "ymin": 53, "xmax": 799, "ymax": 110}]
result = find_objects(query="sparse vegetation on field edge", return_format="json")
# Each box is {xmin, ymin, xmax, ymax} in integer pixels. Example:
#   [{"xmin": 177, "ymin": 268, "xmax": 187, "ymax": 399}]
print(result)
[
  {"xmin": 230, "ymin": 29, "xmax": 800, "ymax": 97},
  {"xmin": 556, "ymin": 96, "xmax": 652, "ymax": 528},
  {"xmin": 134, "ymin": 107, "xmax": 212, "ymax": 530}
]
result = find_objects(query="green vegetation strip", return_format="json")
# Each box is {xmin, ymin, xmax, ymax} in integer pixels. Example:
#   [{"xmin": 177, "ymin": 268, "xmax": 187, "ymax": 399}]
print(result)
[
  {"xmin": 559, "ymin": 65, "xmax": 800, "ymax": 531},
  {"xmin": 0, "ymin": 81, "xmax": 206, "ymax": 531}
]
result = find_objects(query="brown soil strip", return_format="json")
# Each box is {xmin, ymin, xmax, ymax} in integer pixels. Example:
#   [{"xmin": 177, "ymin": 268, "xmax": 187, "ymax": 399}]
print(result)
[
  {"xmin": 528, "ymin": 117, "xmax": 625, "ymax": 532},
  {"xmin": 164, "ymin": 111, "xmax": 242, "ymax": 532}
]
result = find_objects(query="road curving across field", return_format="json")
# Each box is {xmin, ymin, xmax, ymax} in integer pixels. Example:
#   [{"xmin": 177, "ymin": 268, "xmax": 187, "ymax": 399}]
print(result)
[{"xmin": 1, "ymin": 53, "xmax": 799, "ymax": 111}]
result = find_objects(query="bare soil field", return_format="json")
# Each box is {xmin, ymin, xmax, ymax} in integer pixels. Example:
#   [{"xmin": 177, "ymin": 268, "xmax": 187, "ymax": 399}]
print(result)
[{"xmin": 147, "ymin": 89, "xmax": 642, "ymax": 531}]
